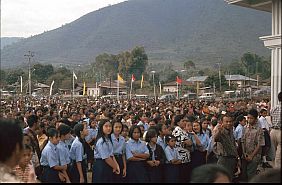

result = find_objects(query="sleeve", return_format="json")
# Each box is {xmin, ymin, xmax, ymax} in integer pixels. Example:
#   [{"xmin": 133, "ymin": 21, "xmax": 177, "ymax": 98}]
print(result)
[
  {"xmin": 97, "ymin": 141, "xmax": 112, "ymax": 160},
  {"xmin": 142, "ymin": 142, "xmax": 150, "ymax": 154},
  {"xmin": 58, "ymin": 148, "xmax": 68, "ymax": 166},
  {"xmin": 85, "ymin": 130, "xmax": 93, "ymax": 143},
  {"xmin": 125, "ymin": 142, "xmax": 133, "ymax": 160}
]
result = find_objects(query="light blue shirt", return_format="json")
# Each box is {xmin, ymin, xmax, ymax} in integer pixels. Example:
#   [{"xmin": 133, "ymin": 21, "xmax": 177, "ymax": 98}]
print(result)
[
  {"xmin": 70, "ymin": 137, "xmax": 86, "ymax": 162},
  {"xmin": 196, "ymin": 133, "xmax": 209, "ymax": 150},
  {"xmin": 65, "ymin": 135, "xmax": 75, "ymax": 150},
  {"xmin": 234, "ymin": 124, "xmax": 244, "ymax": 141},
  {"xmin": 125, "ymin": 138, "xmax": 149, "ymax": 160},
  {"xmin": 111, "ymin": 133, "xmax": 126, "ymax": 155},
  {"xmin": 85, "ymin": 128, "xmax": 98, "ymax": 143},
  {"xmin": 40, "ymin": 141, "xmax": 59, "ymax": 168},
  {"xmin": 157, "ymin": 136, "xmax": 166, "ymax": 151},
  {"xmin": 57, "ymin": 140, "xmax": 70, "ymax": 166},
  {"xmin": 164, "ymin": 146, "xmax": 180, "ymax": 163},
  {"xmin": 94, "ymin": 137, "xmax": 114, "ymax": 159}
]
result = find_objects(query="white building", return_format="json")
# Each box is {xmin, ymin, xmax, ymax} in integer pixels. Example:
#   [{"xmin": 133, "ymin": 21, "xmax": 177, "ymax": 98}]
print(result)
[{"xmin": 225, "ymin": 0, "xmax": 281, "ymax": 108}]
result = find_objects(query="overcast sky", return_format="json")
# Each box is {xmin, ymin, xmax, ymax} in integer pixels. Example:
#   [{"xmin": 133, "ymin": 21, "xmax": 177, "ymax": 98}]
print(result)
[{"xmin": 1, "ymin": 0, "xmax": 127, "ymax": 37}]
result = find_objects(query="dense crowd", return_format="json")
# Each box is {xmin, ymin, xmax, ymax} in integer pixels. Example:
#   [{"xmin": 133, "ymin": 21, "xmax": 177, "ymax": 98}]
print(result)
[{"xmin": 0, "ymin": 92, "xmax": 281, "ymax": 183}]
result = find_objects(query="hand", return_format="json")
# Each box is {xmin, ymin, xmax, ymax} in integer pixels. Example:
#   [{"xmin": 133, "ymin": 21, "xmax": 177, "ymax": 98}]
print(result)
[
  {"xmin": 79, "ymin": 176, "xmax": 85, "ymax": 183},
  {"xmin": 58, "ymin": 172, "xmax": 66, "ymax": 182},
  {"xmin": 154, "ymin": 160, "xmax": 160, "ymax": 166},
  {"xmin": 122, "ymin": 168, "xmax": 127, "ymax": 177},
  {"xmin": 184, "ymin": 139, "xmax": 192, "ymax": 146},
  {"xmin": 147, "ymin": 161, "xmax": 155, "ymax": 167}
]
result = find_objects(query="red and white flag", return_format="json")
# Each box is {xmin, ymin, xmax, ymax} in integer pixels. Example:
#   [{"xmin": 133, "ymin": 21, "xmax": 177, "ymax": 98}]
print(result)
[
  {"xmin": 131, "ymin": 74, "xmax": 136, "ymax": 82},
  {"xmin": 176, "ymin": 76, "xmax": 182, "ymax": 84}
]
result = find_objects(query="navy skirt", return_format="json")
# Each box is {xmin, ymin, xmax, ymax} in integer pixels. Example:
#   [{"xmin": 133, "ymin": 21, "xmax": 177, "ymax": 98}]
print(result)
[
  {"xmin": 126, "ymin": 161, "xmax": 149, "ymax": 183},
  {"xmin": 69, "ymin": 159, "xmax": 87, "ymax": 183},
  {"xmin": 145, "ymin": 164, "xmax": 163, "ymax": 183},
  {"xmin": 41, "ymin": 166, "xmax": 61, "ymax": 183},
  {"xmin": 164, "ymin": 163, "xmax": 180, "ymax": 183},
  {"xmin": 92, "ymin": 158, "xmax": 113, "ymax": 183},
  {"xmin": 113, "ymin": 155, "xmax": 125, "ymax": 182}
]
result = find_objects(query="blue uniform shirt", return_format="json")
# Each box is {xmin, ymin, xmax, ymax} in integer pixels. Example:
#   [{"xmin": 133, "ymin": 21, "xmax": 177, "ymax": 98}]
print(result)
[
  {"xmin": 164, "ymin": 146, "xmax": 180, "ymax": 163},
  {"xmin": 125, "ymin": 138, "xmax": 149, "ymax": 160},
  {"xmin": 40, "ymin": 141, "xmax": 60, "ymax": 168},
  {"xmin": 94, "ymin": 137, "xmax": 114, "ymax": 159},
  {"xmin": 111, "ymin": 133, "xmax": 126, "ymax": 155},
  {"xmin": 85, "ymin": 128, "xmax": 98, "ymax": 143},
  {"xmin": 70, "ymin": 137, "xmax": 86, "ymax": 162},
  {"xmin": 234, "ymin": 124, "xmax": 244, "ymax": 141},
  {"xmin": 57, "ymin": 140, "xmax": 70, "ymax": 166},
  {"xmin": 65, "ymin": 135, "xmax": 75, "ymax": 150},
  {"xmin": 157, "ymin": 136, "xmax": 167, "ymax": 151},
  {"xmin": 196, "ymin": 133, "xmax": 209, "ymax": 150}
]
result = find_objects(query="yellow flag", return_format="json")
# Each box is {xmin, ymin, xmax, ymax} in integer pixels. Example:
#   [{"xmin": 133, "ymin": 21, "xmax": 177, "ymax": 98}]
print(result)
[
  {"xmin": 117, "ymin": 74, "xmax": 125, "ymax": 83},
  {"xmin": 141, "ymin": 74, "xmax": 144, "ymax": 88},
  {"xmin": 83, "ymin": 81, "xmax": 86, "ymax": 96}
]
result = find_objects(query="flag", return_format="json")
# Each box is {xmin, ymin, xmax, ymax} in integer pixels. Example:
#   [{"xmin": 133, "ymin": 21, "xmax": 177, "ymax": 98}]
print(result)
[
  {"xmin": 141, "ymin": 74, "xmax": 144, "ymax": 88},
  {"xmin": 73, "ymin": 71, "xmax": 77, "ymax": 80},
  {"xmin": 117, "ymin": 74, "xmax": 125, "ymax": 83},
  {"xmin": 83, "ymin": 81, "xmax": 86, "ymax": 96},
  {"xmin": 176, "ymin": 76, "xmax": 182, "ymax": 84},
  {"xmin": 131, "ymin": 74, "xmax": 136, "ymax": 82}
]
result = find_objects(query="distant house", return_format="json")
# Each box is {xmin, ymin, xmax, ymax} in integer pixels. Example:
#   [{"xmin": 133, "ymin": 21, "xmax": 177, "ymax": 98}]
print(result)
[
  {"xmin": 224, "ymin": 74, "xmax": 257, "ymax": 89},
  {"xmin": 33, "ymin": 82, "xmax": 50, "ymax": 95},
  {"xmin": 163, "ymin": 81, "xmax": 192, "ymax": 93}
]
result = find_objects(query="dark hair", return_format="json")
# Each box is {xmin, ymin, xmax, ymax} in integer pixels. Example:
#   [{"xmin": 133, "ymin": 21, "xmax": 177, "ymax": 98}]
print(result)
[
  {"xmin": 58, "ymin": 123, "xmax": 71, "ymax": 136},
  {"xmin": 0, "ymin": 119, "xmax": 23, "ymax": 162},
  {"xmin": 220, "ymin": 112, "xmax": 233, "ymax": 121},
  {"xmin": 73, "ymin": 123, "xmax": 84, "ymax": 138},
  {"xmin": 260, "ymin": 108, "xmax": 267, "ymax": 114},
  {"xmin": 193, "ymin": 121, "xmax": 204, "ymax": 135},
  {"xmin": 122, "ymin": 124, "xmax": 129, "ymax": 130},
  {"xmin": 278, "ymin": 92, "xmax": 282, "ymax": 102},
  {"xmin": 211, "ymin": 119, "xmax": 218, "ymax": 127},
  {"xmin": 248, "ymin": 109, "xmax": 258, "ymax": 118},
  {"xmin": 129, "ymin": 125, "xmax": 141, "ymax": 139},
  {"xmin": 236, "ymin": 114, "xmax": 245, "ymax": 122},
  {"xmin": 47, "ymin": 128, "xmax": 59, "ymax": 138},
  {"xmin": 23, "ymin": 144, "xmax": 32, "ymax": 151},
  {"xmin": 145, "ymin": 129, "xmax": 157, "ymax": 142},
  {"xmin": 249, "ymin": 168, "xmax": 281, "ymax": 183},
  {"xmin": 165, "ymin": 134, "xmax": 176, "ymax": 144},
  {"xmin": 27, "ymin": 115, "xmax": 38, "ymax": 128},
  {"xmin": 190, "ymin": 164, "xmax": 231, "ymax": 183},
  {"xmin": 174, "ymin": 115, "xmax": 183, "ymax": 125},
  {"xmin": 96, "ymin": 119, "xmax": 112, "ymax": 144}
]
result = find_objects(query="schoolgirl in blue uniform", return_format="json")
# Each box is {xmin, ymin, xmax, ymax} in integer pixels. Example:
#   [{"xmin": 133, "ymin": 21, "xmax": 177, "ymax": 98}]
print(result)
[
  {"xmin": 57, "ymin": 123, "xmax": 72, "ymax": 183},
  {"xmin": 40, "ymin": 128, "xmax": 67, "ymax": 183},
  {"xmin": 125, "ymin": 125, "xmax": 150, "ymax": 183},
  {"xmin": 145, "ymin": 129, "xmax": 166, "ymax": 183},
  {"xmin": 111, "ymin": 120, "xmax": 127, "ymax": 182},
  {"xmin": 69, "ymin": 123, "xmax": 89, "ymax": 183},
  {"xmin": 92, "ymin": 119, "xmax": 120, "ymax": 183},
  {"xmin": 85, "ymin": 119, "xmax": 98, "ymax": 171},
  {"xmin": 164, "ymin": 134, "xmax": 182, "ymax": 183}
]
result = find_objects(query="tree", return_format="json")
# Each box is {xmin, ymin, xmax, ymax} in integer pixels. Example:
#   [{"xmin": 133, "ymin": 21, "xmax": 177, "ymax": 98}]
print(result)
[
  {"xmin": 204, "ymin": 74, "xmax": 228, "ymax": 91},
  {"xmin": 184, "ymin": 60, "xmax": 195, "ymax": 71},
  {"xmin": 32, "ymin": 63, "xmax": 54, "ymax": 83}
]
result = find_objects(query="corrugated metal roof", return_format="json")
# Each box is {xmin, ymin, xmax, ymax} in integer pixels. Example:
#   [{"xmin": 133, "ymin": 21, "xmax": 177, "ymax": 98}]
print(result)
[
  {"xmin": 224, "ymin": 75, "xmax": 257, "ymax": 81},
  {"xmin": 186, "ymin": 76, "xmax": 208, "ymax": 82}
]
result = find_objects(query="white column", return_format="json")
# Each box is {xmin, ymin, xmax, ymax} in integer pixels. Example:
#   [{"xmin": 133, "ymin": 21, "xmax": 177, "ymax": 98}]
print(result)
[{"xmin": 260, "ymin": 0, "xmax": 281, "ymax": 109}]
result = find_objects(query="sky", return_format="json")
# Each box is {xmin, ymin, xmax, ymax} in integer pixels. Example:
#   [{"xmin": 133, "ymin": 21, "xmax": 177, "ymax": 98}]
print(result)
[{"xmin": 1, "ymin": 0, "xmax": 127, "ymax": 37}]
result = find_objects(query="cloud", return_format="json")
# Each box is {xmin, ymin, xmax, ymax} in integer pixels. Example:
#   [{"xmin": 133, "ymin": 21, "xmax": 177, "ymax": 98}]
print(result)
[{"xmin": 1, "ymin": 0, "xmax": 126, "ymax": 37}]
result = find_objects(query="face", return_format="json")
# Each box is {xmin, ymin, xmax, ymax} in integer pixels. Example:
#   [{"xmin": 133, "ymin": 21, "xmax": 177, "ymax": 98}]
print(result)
[
  {"xmin": 247, "ymin": 114, "xmax": 256, "ymax": 125},
  {"xmin": 239, "ymin": 118, "xmax": 246, "ymax": 126},
  {"xmin": 103, "ymin": 121, "xmax": 112, "ymax": 135},
  {"xmin": 222, "ymin": 116, "xmax": 233, "ymax": 130},
  {"xmin": 121, "ymin": 127, "xmax": 129, "ymax": 137},
  {"xmin": 23, "ymin": 135, "xmax": 31, "ymax": 145},
  {"xmin": 179, "ymin": 120, "xmax": 188, "ymax": 129},
  {"xmin": 149, "ymin": 121, "xmax": 156, "ymax": 127},
  {"xmin": 193, "ymin": 122, "xmax": 201, "ymax": 133},
  {"xmin": 132, "ymin": 128, "xmax": 141, "ymax": 140},
  {"xmin": 139, "ymin": 126, "xmax": 145, "ymax": 134},
  {"xmin": 113, "ymin": 122, "xmax": 122, "ymax": 135},
  {"xmin": 19, "ymin": 149, "xmax": 32, "ymax": 166},
  {"xmin": 64, "ymin": 132, "xmax": 72, "ymax": 140},
  {"xmin": 201, "ymin": 120, "xmax": 209, "ymax": 130},
  {"xmin": 185, "ymin": 122, "xmax": 193, "ymax": 132},
  {"xmin": 261, "ymin": 111, "xmax": 267, "ymax": 117},
  {"xmin": 167, "ymin": 138, "xmax": 176, "ymax": 147},
  {"xmin": 62, "ymin": 111, "xmax": 68, "ymax": 118},
  {"xmin": 36, "ymin": 110, "xmax": 43, "ymax": 117},
  {"xmin": 161, "ymin": 124, "xmax": 169, "ymax": 135},
  {"xmin": 150, "ymin": 134, "xmax": 157, "ymax": 143},
  {"xmin": 50, "ymin": 135, "xmax": 60, "ymax": 145},
  {"xmin": 90, "ymin": 120, "xmax": 97, "ymax": 129}
]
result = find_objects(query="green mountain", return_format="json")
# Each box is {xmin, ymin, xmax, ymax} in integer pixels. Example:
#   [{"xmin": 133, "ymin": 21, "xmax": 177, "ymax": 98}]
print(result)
[{"xmin": 1, "ymin": 0, "xmax": 271, "ymax": 69}]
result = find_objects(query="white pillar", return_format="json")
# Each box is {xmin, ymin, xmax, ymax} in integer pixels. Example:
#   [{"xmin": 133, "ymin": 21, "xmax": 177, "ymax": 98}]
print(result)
[{"xmin": 260, "ymin": 0, "xmax": 281, "ymax": 109}]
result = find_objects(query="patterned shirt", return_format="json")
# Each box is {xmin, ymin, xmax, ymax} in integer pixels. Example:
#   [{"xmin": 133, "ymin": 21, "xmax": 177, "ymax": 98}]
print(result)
[
  {"xmin": 172, "ymin": 126, "xmax": 191, "ymax": 163},
  {"xmin": 214, "ymin": 128, "xmax": 238, "ymax": 157},
  {"xmin": 270, "ymin": 104, "xmax": 281, "ymax": 128},
  {"xmin": 241, "ymin": 123, "xmax": 265, "ymax": 162}
]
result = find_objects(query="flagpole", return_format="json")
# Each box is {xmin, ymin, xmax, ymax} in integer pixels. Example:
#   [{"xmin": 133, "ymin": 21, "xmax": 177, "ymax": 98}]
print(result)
[
  {"xmin": 159, "ymin": 81, "xmax": 162, "ymax": 95},
  {"xmin": 130, "ymin": 79, "xmax": 133, "ymax": 99},
  {"xmin": 72, "ymin": 70, "xmax": 74, "ymax": 101},
  {"xmin": 177, "ymin": 82, "xmax": 179, "ymax": 99},
  {"xmin": 117, "ymin": 74, "xmax": 119, "ymax": 102},
  {"xmin": 20, "ymin": 76, "xmax": 23, "ymax": 94}
]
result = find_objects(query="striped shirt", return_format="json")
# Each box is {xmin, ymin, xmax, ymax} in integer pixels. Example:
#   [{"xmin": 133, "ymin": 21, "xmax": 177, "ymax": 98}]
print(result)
[{"xmin": 270, "ymin": 104, "xmax": 281, "ymax": 128}]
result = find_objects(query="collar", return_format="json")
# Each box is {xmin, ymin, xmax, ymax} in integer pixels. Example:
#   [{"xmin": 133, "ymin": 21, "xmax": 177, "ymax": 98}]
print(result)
[{"xmin": 129, "ymin": 138, "xmax": 141, "ymax": 144}]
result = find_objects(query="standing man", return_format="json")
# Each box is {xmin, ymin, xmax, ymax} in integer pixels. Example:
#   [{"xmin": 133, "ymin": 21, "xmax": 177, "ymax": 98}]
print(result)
[
  {"xmin": 270, "ymin": 92, "xmax": 281, "ymax": 169},
  {"xmin": 214, "ymin": 113, "xmax": 238, "ymax": 179}
]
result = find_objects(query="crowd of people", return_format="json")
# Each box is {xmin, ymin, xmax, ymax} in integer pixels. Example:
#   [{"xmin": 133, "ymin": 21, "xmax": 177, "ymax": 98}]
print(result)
[{"xmin": 0, "ymin": 92, "xmax": 281, "ymax": 183}]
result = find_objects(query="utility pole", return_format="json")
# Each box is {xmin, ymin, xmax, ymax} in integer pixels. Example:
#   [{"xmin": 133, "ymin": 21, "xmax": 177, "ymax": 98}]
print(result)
[
  {"xmin": 216, "ymin": 62, "xmax": 222, "ymax": 92},
  {"xmin": 24, "ymin": 51, "xmax": 34, "ymax": 96}
]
